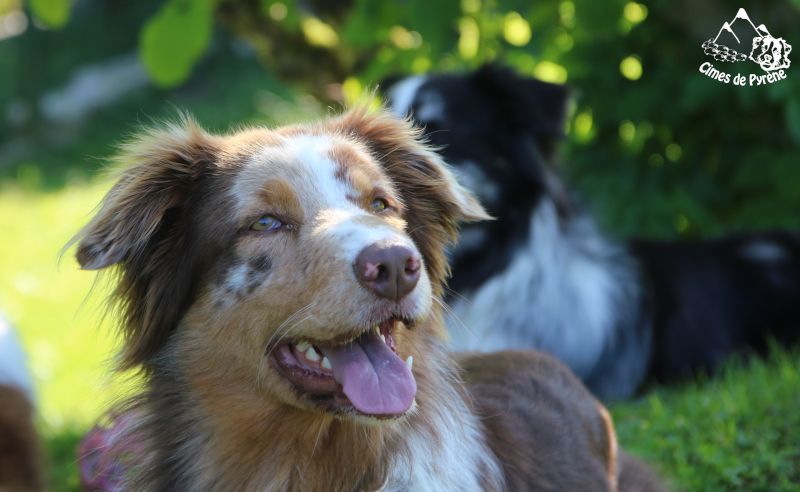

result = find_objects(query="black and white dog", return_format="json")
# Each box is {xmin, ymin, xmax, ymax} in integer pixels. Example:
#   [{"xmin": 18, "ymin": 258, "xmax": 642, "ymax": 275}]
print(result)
[{"xmin": 385, "ymin": 65, "xmax": 800, "ymax": 399}]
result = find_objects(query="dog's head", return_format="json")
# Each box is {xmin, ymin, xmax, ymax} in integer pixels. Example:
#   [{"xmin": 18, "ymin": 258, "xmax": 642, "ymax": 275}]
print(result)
[
  {"xmin": 74, "ymin": 109, "xmax": 487, "ymax": 420},
  {"xmin": 750, "ymin": 35, "xmax": 792, "ymax": 71},
  {"xmin": 384, "ymin": 65, "xmax": 571, "ymax": 293}
]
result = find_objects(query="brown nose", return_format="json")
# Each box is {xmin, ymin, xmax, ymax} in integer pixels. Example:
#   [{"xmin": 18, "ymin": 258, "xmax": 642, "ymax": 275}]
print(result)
[{"xmin": 354, "ymin": 242, "xmax": 421, "ymax": 301}]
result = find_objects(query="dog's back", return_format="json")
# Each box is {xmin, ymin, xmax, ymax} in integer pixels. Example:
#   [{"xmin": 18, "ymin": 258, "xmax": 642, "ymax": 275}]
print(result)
[
  {"xmin": 633, "ymin": 230, "xmax": 800, "ymax": 381},
  {"xmin": 0, "ymin": 315, "xmax": 42, "ymax": 492},
  {"xmin": 460, "ymin": 350, "xmax": 665, "ymax": 491}
]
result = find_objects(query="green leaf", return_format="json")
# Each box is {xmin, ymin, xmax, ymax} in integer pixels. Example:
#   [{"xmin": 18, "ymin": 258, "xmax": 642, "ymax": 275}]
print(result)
[
  {"xmin": 139, "ymin": 0, "xmax": 215, "ymax": 88},
  {"xmin": 787, "ymin": 98, "xmax": 800, "ymax": 146},
  {"xmin": 407, "ymin": 0, "xmax": 460, "ymax": 57},
  {"xmin": 28, "ymin": 0, "xmax": 72, "ymax": 28}
]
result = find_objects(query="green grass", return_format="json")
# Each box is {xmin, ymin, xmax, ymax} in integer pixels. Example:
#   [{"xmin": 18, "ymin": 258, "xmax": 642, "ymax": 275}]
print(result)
[
  {"xmin": 0, "ymin": 181, "xmax": 125, "ymax": 490},
  {"xmin": 613, "ymin": 349, "xmax": 800, "ymax": 492},
  {"xmin": 2, "ymin": 182, "xmax": 799, "ymax": 491}
]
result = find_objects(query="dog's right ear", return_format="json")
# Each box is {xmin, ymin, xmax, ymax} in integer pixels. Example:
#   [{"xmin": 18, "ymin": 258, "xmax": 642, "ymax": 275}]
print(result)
[
  {"xmin": 73, "ymin": 117, "xmax": 221, "ymax": 369},
  {"xmin": 75, "ymin": 119, "xmax": 218, "ymax": 270}
]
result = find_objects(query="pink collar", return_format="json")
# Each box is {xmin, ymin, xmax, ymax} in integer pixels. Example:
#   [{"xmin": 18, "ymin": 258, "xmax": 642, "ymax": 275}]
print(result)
[{"xmin": 78, "ymin": 411, "xmax": 145, "ymax": 491}]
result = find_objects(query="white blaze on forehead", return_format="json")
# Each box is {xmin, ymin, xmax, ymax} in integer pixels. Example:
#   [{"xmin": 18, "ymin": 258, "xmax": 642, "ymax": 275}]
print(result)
[
  {"xmin": 314, "ymin": 208, "xmax": 415, "ymax": 264},
  {"xmin": 283, "ymin": 135, "xmax": 354, "ymax": 206},
  {"xmin": 388, "ymin": 76, "xmax": 426, "ymax": 117},
  {"xmin": 234, "ymin": 133, "xmax": 415, "ymax": 264},
  {"xmin": 233, "ymin": 134, "xmax": 356, "ymax": 212}
]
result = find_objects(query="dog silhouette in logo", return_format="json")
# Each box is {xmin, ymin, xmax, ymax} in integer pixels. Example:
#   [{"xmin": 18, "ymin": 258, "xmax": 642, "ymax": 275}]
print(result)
[{"xmin": 750, "ymin": 35, "xmax": 792, "ymax": 71}]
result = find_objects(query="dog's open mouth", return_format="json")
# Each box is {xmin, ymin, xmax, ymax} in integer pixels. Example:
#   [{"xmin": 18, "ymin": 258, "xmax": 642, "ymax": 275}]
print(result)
[{"xmin": 272, "ymin": 318, "xmax": 416, "ymax": 418}]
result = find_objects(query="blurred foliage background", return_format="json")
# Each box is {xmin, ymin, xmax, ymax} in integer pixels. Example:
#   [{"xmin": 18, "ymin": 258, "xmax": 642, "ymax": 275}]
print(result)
[{"xmin": 1, "ymin": 0, "xmax": 799, "ymax": 490}]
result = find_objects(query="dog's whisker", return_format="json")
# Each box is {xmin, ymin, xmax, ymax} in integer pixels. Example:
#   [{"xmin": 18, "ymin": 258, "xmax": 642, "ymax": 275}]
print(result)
[
  {"xmin": 263, "ymin": 303, "xmax": 316, "ymax": 354},
  {"xmin": 443, "ymin": 286, "xmax": 471, "ymax": 304},
  {"xmin": 309, "ymin": 419, "xmax": 327, "ymax": 460},
  {"xmin": 258, "ymin": 312, "xmax": 318, "ymax": 388},
  {"xmin": 433, "ymin": 297, "xmax": 476, "ymax": 340},
  {"xmin": 272, "ymin": 314, "xmax": 316, "ymax": 348},
  {"xmin": 404, "ymin": 224, "xmax": 429, "ymax": 236},
  {"xmin": 256, "ymin": 304, "xmax": 317, "ymax": 389}
]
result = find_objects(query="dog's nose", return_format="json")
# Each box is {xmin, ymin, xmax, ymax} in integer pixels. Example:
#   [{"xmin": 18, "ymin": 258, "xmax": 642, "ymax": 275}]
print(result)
[{"xmin": 354, "ymin": 242, "xmax": 421, "ymax": 301}]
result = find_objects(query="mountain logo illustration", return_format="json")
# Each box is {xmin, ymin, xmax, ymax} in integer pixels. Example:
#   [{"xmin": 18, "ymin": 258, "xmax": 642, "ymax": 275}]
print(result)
[{"xmin": 701, "ymin": 8, "xmax": 791, "ymax": 72}]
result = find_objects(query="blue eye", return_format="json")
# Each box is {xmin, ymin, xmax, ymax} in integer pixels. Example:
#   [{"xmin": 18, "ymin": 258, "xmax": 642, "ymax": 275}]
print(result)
[
  {"xmin": 250, "ymin": 215, "xmax": 283, "ymax": 232},
  {"xmin": 370, "ymin": 198, "xmax": 389, "ymax": 212}
]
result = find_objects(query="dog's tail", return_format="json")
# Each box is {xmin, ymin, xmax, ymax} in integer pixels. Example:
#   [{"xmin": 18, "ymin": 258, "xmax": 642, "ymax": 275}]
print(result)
[
  {"xmin": 593, "ymin": 401, "xmax": 666, "ymax": 492},
  {"xmin": 0, "ymin": 315, "xmax": 43, "ymax": 491}
]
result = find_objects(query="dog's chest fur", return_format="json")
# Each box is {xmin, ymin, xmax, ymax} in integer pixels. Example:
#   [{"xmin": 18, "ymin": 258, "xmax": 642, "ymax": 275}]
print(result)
[{"xmin": 447, "ymin": 199, "xmax": 652, "ymax": 399}]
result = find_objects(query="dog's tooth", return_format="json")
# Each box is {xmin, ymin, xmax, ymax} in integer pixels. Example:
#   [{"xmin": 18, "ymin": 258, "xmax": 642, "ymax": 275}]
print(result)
[
  {"xmin": 321, "ymin": 356, "xmax": 332, "ymax": 370},
  {"xmin": 296, "ymin": 341, "xmax": 311, "ymax": 353},
  {"xmin": 305, "ymin": 347, "xmax": 321, "ymax": 362},
  {"xmin": 383, "ymin": 335, "xmax": 389, "ymax": 345},
  {"xmin": 374, "ymin": 325, "xmax": 380, "ymax": 335},
  {"xmin": 405, "ymin": 355, "xmax": 413, "ymax": 370}
]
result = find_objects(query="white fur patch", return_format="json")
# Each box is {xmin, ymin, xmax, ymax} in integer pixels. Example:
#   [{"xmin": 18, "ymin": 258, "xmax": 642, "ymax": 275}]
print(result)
[
  {"xmin": 451, "ymin": 160, "xmax": 500, "ymax": 204},
  {"xmin": 314, "ymin": 209, "xmax": 415, "ymax": 264},
  {"xmin": 740, "ymin": 240, "xmax": 788, "ymax": 263},
  {"xmin": 226, "ymin": 262, "xmax": 252, "ymax": 292},
  {"xmin": 384, "ymin": 366, "xmax": 503, "ymax": 491},
  {"xmin": 447, "ymin": 200, "xmax": 635, "ymax": 380},
  {"xmin": 0, "ymin": 315, "xmax": 35, "ymax": 402},
  {"xmin": 414, "ymin": 90, "xmax": 446, "ymax": 123},
  {"xmin": 387, "ymin": 76, "xmax": 426, "ymax": 117}
]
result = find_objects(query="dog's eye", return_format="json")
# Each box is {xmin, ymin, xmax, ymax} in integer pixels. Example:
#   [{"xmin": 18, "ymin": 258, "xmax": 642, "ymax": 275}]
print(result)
[
  {"xmin": 250, "ymin": 215, "xmax": 283, "ymax": 232},
  {"xmin": 370, "ymin": 198, "xmax": 389, "ymax": 212}
]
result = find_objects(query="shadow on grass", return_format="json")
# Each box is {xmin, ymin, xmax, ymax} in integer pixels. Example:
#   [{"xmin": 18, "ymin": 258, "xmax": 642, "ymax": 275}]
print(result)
[{"xmin": 44, "ymin": 427, "xmax": 83, "ymax": 492}]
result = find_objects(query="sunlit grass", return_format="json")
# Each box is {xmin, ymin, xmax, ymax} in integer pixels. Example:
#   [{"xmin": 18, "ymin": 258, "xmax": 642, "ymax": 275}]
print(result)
[{"xmin": 0, "ymin": 180, "xmax": 134, "ymax": 490}]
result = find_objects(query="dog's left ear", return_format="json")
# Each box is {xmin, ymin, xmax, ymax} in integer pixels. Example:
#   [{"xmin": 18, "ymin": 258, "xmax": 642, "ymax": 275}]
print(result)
[{"xmin": 332, "ymin": 108, "xmax": 490, "ymax": 290}]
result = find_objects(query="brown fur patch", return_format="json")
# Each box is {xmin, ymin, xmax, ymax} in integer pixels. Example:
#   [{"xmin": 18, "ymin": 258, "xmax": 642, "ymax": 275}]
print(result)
[
  {"xmin": 329, "ymin": 142, "xmax": 404, "ymax": 213},
  {"xmin": 255, "ymin": 179, "xmax": 304, "ymax": 223},
  {"xmin": 458, "ymin": 350, "xmax": 616, "ymax": 491},
  {"xmin": 0, "ymin": 385, "xmax": 42, "ymax": 492}
]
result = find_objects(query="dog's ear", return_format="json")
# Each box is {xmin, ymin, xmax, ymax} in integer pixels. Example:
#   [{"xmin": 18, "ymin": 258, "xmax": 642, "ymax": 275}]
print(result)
[
  {"xmin": 780, "ymin": 38, "xmax": 791, "ymax": 62},
  {"xmin": 473, "ymin": 63, "xmax": 570, "ymax": 156},
  {"xmin": 73, "ymin": 117, "xmax": 221, "ymax": 369},
  {"xmin": 332, "ymin": 108, "xmax": 490, "ymax": 292}
]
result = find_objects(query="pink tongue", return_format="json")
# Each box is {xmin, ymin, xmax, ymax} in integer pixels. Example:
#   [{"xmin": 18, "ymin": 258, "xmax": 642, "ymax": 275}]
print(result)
[{"xmin": 322, "ymin": 331, "xmax": 416, "ymax": 416}]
